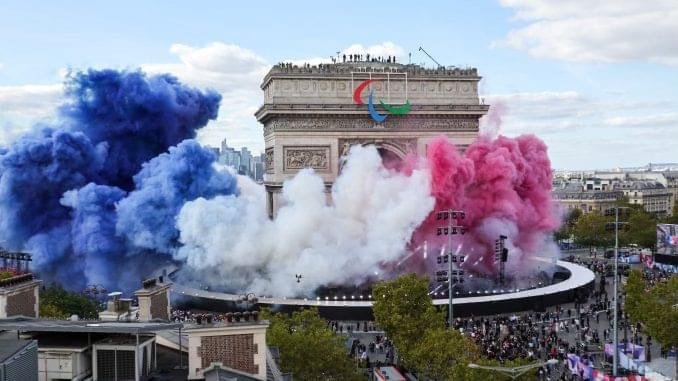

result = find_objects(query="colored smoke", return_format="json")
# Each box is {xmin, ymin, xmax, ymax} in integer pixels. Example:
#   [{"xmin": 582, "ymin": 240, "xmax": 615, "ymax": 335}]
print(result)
[
  {"xmin": 175, "ymin": 134, "xmax": 559, "ymax": 296},
  {"xmin": 0, "ymin": 69, "xmax": 228, "ymax": 291},
  {"xmin": 0, "ymin": 67, "xmax": 559, "ymax": 296},
  {"xmin": 412, "ymin": 135, "xmax": 559, "ymax": 276},
  {"xmin": 175, "ymin": 145, "xmax": 435, "ymax": 296}
]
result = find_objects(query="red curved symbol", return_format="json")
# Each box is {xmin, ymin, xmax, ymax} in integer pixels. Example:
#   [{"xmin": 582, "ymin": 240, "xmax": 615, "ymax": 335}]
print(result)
[{"xmin": 352, "ymin": 79, "xmax": 377, "ymax": 105}]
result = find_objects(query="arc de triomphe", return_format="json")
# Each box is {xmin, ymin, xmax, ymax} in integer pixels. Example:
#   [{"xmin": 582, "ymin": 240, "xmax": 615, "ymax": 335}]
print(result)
[{"xmin": 255, "ymin": 61, "xmax": 488, "ymax": 217}]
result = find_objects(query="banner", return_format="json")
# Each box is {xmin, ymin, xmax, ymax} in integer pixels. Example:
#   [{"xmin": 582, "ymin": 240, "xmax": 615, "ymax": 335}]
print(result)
[
  {"xmin": 657, "ymin": 224, "xmax": 678, "ymax": 255},
  {"xmin": 641, "ymin": 253, "xmax": 654, "ymax": 269},
  {"xmin": 568, "ymin": 353, "xmax": 580, "ymax": 375},
  {"xmin": 567, "ymin": 353, "xmax": 595, "ymax": 379},
  {"xmin": 605, "ymin": 343, "xmax": 646, "ymax": 362}
]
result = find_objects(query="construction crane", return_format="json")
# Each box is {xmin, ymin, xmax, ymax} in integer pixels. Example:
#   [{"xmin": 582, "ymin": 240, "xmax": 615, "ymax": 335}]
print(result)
[{"xmin": 418, "ymin": 46, "xmax": 444, "ymax": 68}]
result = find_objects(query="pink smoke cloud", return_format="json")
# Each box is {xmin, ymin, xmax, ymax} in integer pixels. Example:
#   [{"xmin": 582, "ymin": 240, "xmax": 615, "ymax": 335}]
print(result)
[{"xmin": 408, "ymin": 134, "xmax": 559, "ymax": 277}]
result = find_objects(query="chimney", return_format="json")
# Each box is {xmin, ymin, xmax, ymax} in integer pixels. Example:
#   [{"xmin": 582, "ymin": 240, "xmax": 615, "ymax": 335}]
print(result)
[{"xmin": 134, "ymin": 278, "xmax": 172, "ymax": 321}]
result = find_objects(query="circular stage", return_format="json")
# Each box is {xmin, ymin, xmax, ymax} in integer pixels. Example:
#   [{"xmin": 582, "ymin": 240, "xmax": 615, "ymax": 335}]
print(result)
[{"xmin": 167, "ymin": 258, "xmax": 595, "ymax": 319}]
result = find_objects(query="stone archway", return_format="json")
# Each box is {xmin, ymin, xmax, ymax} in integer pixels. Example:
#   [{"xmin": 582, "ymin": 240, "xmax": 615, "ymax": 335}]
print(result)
[
  {"xmin": 376, "ymin": 144, "xmax": 406, "ymax": 172},
  {"xmin": 338, "ymin": 138, "xmax": 417, "ymax": 172}
]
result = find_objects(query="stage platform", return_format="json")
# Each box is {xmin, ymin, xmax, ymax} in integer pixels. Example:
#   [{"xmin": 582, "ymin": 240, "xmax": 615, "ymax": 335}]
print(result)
[{"xmin": 168, "ymin": 258, "xmax": 595, "ymax": 319}]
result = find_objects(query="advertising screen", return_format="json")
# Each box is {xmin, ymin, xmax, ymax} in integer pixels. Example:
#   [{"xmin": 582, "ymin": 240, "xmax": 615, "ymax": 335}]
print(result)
[{"xmin": 657, "ymin": 224, "xmax": 678, "ymax": 255}]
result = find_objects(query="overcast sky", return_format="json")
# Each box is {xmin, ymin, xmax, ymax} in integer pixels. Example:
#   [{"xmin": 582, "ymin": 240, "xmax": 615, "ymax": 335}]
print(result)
[{"xmin": 1, "ymin": 0, "xmax": 677, "ymax": 170}]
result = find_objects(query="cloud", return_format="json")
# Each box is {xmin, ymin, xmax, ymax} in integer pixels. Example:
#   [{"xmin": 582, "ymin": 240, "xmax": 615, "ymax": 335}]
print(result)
[
  {"xmin": 0, "ymin": 84, "xmax": 63, "ymax": 145},
  {"xmin": 0, "ymin": 84, "xmax": 62, "ymax": 116},
  {"xmin": 281, "ymin": 42, "xmax": 406, "ymax": 66},
  {"xmin": 141, "ymin": 42, "xmax": 272, "ymax": 153},
  {"xmin": 496, "ymin": 0, "xmax": 678, "ymax": 65},
  {"xmin": 604, "ymin": 113, "xmax": 678, "ymax": 127},
  {"xmin": 482, "ymin": 91, "xmax": 591, "ymax": 135},
  {"xmin": 478, "ymin": 87, "xmax": 678, "ymax": 169},
  {"xmin": 340, "ymin": 41, "xmax": 405, "ymax": 59},
  {"xmin": 142, "ymin": 42, "xmax": 270, "ymax": 95}
]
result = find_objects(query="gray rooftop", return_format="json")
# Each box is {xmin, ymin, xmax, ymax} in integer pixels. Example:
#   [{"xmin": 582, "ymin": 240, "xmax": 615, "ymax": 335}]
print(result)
[
  {"xmin": 0, "ymin": 330, "xmax": 33, "ymax": 363},
  {"xmin": 0, "ymin": 317, "xmax": 182, "ymax": 334}
]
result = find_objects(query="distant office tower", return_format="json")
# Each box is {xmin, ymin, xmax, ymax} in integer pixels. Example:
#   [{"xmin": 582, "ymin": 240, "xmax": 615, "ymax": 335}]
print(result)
[{"xmin": 240, "ymin": 147, "xmax": 253, "ymax": 176}]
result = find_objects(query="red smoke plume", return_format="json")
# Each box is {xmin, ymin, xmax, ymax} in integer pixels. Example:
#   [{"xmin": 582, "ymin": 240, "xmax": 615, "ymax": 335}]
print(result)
[{"xmin": 410, "ymin": 134, "xmax": 558, "ymax": 276}]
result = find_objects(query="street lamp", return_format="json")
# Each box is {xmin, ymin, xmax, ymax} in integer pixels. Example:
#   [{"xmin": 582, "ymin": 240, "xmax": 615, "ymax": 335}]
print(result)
[
  {"xmin": 468, "ymin": 359, "xmax": 558, "ymax": 380},
  {"xmin": 435, "ymin": 209, "xmax": 466, "ymax": 329},
  {"xmin": 604, "ymin": 206, "xmax": 630, "ymax": 377}
]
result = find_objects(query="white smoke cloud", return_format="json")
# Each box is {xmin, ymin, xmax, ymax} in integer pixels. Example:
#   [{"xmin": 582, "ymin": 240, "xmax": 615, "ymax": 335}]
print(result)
[{"xmin": 175, "ymin": 145, "xmax": 434, "ymax": 296}]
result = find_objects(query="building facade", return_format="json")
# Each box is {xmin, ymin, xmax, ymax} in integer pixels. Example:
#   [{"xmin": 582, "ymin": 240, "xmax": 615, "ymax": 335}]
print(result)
[
  {"xmin": 552, "ymin": 188, "xmax": 625, "ymax": 215},
  {"xmin": 256, "ymin": 61, "xmax": 488, "ymax": 216},
  {"xmin": 616, "ymin": 181, "xmax": 673, "ymax": 216},
  {"xmin": 185, "ymin": 319, "xmax": 269, "ymax": 380}
]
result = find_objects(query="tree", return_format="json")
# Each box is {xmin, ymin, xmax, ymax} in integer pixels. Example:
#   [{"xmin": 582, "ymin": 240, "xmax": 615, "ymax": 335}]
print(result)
[
  {"xmin": 0, "ymin": 270, "xmax": 14, "ymax": 281},
  {"xmin": 555, "ymin": 208, "xmax": 582, "ymax": 243},
  {"xmin": 371, "ymin": 273, "xmax": 445, "ymax": 368},
  {"xmin": 372, "ymin": 274, "xmax": 535, "ymax": 381},
  {"xmin": 625, "ymin": 271, "xmax": 678, "ymax": 378},
  {"xmin": 572, "ymin": 211, "xmax": 612, "ymax": 249},
  {"xmin": 665, "ymin": 201, "xmax": 678, "ymax": 224},
  {"xmin": 622, "ymin": 209, "xmax": 657, "ymax": 249},
  {"xmin": 39, "ymin": 284, "xmax": 101, "ymax": 319},
  {"xmin": 263, "ymin": 308, "xmax": 362, "ymax": 381}
]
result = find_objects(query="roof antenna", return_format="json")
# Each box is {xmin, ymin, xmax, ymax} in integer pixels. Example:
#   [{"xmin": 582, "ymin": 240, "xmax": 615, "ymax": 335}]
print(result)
[{"xmin": 418, "ymin": 46, "xmax": 443, "ymax": 68}]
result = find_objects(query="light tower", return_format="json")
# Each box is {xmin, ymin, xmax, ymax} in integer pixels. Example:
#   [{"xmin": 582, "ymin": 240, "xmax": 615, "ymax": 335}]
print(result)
[{"xmin": 435, "ymin": 209, "xmax": 466, "ymax": 328}]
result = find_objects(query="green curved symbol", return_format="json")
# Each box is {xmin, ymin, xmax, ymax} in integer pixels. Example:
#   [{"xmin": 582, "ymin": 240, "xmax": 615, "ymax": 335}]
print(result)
[{"xmin": 380, "ymin": 99, "xmax": 412, "ymax": 115}]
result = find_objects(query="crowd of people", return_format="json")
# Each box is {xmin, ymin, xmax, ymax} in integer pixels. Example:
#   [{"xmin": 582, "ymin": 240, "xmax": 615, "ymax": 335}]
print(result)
[
  {"xmin": 170, "ymin": 308, "xmax": 259, "ymax": 324},
  {"xmin": 349, "ymin": 334, "xmax": 395, "ymax": 369}
]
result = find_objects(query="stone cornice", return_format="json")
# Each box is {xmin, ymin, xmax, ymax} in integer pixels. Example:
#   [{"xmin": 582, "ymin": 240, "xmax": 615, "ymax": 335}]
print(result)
[
  {"xmin": 262, "ymin": 114, "xmax": 480, "ymax": 136},
  {"xmin": 255, "ymin": 103, "xmax": 489, "ymax": 122}
]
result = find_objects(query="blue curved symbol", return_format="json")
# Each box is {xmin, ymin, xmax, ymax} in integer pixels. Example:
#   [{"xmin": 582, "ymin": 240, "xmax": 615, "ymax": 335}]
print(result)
[{"xmin": 367, "ymin": 91, "xmax": 387, "ymax": 123}]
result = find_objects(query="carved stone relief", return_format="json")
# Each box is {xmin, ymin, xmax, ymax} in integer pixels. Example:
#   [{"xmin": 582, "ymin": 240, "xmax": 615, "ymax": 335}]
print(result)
[
  {"xmin": 264, "ymin": 115, "xmax": 478, "ymax": 136},
  {"xmin": 265, "ymin": 147, "xmax": 274, "ymax": 173},
  {"xmin": 283, "ymin": 146, "xmax": 330, "ymax": 172}
]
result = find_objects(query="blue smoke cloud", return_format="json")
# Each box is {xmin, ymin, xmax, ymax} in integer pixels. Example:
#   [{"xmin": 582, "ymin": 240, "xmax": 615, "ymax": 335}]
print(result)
[
  {"xmin": 116, "ymin": 140, "xmax": 238, "ymax": 254},
  {"xmin": 61, "ymin": 69, "xmax": 222, "ymax": 189},
  {"xmin": 0, "ymin": 69, "xmax": 236, "ymax": 292}
]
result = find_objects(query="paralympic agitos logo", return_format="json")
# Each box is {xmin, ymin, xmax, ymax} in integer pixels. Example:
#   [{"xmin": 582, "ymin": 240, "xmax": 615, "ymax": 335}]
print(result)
[{"xmin": 352, "ymin": 79, "xmax": 412, "ymax": 123}]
